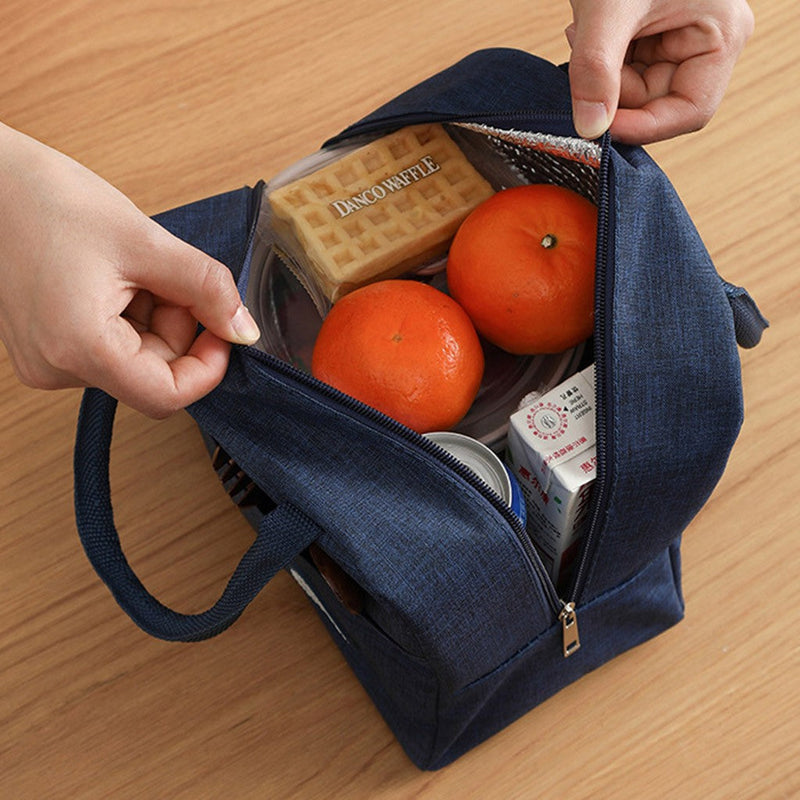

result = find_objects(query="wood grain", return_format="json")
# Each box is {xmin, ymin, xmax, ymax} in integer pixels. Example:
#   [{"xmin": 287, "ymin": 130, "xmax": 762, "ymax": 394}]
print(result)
[{"xmin": 1, "ymin": 1, "xmax": 797, "ymax": 797}]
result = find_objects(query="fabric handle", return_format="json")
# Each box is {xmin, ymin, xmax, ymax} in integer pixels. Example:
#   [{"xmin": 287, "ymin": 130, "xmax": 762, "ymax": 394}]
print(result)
[{"xmin": 73, "ymin": 388, "xmax": 321, "ymax": 641}]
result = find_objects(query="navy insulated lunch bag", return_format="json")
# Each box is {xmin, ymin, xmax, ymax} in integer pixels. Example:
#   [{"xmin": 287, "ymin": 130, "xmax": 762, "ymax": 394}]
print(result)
[{"xmin": 73, "ymin": 49, "xmax": 767, "ymax": 769}]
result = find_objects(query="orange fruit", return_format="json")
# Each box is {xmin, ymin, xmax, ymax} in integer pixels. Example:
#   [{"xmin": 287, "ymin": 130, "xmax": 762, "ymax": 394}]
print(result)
[
  {"xmin": 447, "ymin": 184, "xmax": 597, "ymax": 354},
  {"xmin": 311, "ymin": 280, "xmax": 484, "ymax": 433}
]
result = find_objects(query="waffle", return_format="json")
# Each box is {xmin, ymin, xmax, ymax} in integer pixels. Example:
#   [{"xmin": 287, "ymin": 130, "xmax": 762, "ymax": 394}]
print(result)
[{"xmin": 268, "ymin": 124, "xmax": 494, "ymax": 302}]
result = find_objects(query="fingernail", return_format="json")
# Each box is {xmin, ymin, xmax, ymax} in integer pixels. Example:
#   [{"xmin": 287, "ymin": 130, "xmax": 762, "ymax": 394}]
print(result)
[
  {"xmin": 231, "ymin": 305, "xmax": 260, "ymax": 345},
  {"xmin": 573, "ymin": 100, "xmax": 611, "ymax": 140}
]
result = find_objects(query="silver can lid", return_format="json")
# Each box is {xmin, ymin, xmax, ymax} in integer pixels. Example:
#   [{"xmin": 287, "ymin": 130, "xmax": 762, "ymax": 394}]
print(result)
[{"xmin": 424, "ymin": 431, "xmax": 512, "ymax": 504}]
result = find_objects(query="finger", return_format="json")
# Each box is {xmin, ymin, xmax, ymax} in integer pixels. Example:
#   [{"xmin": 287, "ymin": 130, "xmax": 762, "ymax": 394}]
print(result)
[
  {"xmin": 121, "ymin": 290, "xmax": 155, "ymax": 334},
  {"xmin": 125, "ymin": 219, "xmax": 260, "ymax": 346},
  {"xmin": 610, "ymin": 94, "xmax": 707, "ymax": 144},
  {"xmin": 613, "ymin": 15, "xmax": 750, "ymax": 145},
  {"xmin": 567, "ymin": 2, "xmax": 640, "ymax": 139},
  {"xmin": 139, "ymin": 304, "xmax": 199, "ymax": 361},
  {"xmin": 91, "ymin": 323, "xmax": 232, "ymax": 418},
  {"xmin": 618, "ymin": 61, "xmax": 678, "ymax": 110},
  {"xmin": 612, "ymin": 52, "xmax": 731, "ymax": 144}
]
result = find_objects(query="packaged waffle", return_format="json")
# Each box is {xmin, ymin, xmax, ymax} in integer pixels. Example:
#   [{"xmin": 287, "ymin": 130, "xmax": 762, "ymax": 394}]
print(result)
[{"xmin": 267, "ymin": 124, "xmax": 494, "ymax": 306}]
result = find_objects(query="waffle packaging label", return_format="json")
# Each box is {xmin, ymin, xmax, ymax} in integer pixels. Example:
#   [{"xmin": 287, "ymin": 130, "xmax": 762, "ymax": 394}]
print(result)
[
  {"xmin": 506, "ymin": 364, "xmax": 597, "ymax": 588},
  {"xmin": 330, "ymin": 156, "xmax": 442, "ymax": 218}
]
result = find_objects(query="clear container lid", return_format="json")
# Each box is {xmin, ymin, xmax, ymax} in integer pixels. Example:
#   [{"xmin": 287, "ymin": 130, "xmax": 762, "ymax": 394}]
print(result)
[{"xmin": 245, "ymin": 122, "xmax": 596, "ymax": 449}]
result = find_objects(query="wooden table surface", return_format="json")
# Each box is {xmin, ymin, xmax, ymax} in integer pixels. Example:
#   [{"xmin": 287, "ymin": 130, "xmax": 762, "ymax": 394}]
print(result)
[{"xmin": 1, "ymin": 1, "xmax": 797, "ymax": 797}]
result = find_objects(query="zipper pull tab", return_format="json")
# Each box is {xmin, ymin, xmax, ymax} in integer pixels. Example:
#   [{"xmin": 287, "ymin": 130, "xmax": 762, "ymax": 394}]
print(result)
[{"xmin": 559, "ymin": 602, "xmax": 580, "ymax": 658}]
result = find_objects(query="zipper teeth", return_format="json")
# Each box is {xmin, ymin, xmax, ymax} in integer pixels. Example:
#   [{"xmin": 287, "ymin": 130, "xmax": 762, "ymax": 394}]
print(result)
[
  {"xmin": 243, "ymin": 344, "xmax": 563, "ymax": 613},
  {"xmin": 253, "ymin": 110, "xmax": 595, "ymax": 618},
  {"xmin": 327, "ymin": 110, "xmax": 576, "ymax": 146},
  {"xmin": 570, "ymin": 133, "xmax": 613, "ymax": 604}
]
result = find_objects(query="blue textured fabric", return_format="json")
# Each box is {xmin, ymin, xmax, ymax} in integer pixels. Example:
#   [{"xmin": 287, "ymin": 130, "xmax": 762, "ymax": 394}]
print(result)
[
  {"xmin": 576, "ymin": 145, "xmax": 749, "ymax": 599},
  {"xmin": 186, "ymin": 348, "xmax": 555, "ymax": 689},
  {"xmin": 73, "ymin": 48, "xmax": 766, "ymax": 769},
  {"xmin": 290, "ymin": 539, "xmax": 684, "ymax": 768},
  {"xmin": 721, "ymin": 279, "xmax": 770, "ymax": 348},
  {"xmin": 153, "ymin": 185, "xmax": 257, "ymax": 283},
  {"xmin": 327, "ymin": 49, "xmax": 574, "ymax": 144}
]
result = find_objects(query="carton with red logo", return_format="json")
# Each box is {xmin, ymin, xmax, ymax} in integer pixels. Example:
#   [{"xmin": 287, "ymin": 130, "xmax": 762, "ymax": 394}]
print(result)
[{"xmin": 506, "ymin": 364, "xmax": 596, "ymax": 590}]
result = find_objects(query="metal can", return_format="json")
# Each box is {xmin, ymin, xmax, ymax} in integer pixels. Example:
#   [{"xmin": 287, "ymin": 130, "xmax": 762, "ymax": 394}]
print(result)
[{"xmin": 425, "ymin": 431, "xmax": 526, "ymax": 526}]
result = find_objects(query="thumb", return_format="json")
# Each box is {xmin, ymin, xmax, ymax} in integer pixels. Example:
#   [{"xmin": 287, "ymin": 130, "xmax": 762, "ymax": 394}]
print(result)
[
  {"xmin": 129, "ymin": 219, "xmax": 261, "ymax": 345},
  {"xmin": 566, "ymin": 4, "xmax": 637, "ymax": 139}
]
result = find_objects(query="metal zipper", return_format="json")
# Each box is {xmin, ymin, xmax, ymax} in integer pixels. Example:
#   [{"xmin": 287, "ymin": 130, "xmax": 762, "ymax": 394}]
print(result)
[
  {"xmin": 567, "ymin": 132, "xmax": 614, "ymax": 611},
  {"xmin": 246, "ymin": 111, "xmax": 615, "ymax": 653},
  {"xmin": 325, "ymin": 109, "xmax": 580, "ymax": 147},
  {"xmin": 540, "ymin": 131, "xmax": 614, "ymax": 656}
]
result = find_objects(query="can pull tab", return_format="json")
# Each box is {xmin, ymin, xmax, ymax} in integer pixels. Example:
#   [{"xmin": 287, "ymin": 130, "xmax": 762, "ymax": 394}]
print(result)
[{"xmin": 559, "ymin": 602, "xmax": 580, "ymax": 658}]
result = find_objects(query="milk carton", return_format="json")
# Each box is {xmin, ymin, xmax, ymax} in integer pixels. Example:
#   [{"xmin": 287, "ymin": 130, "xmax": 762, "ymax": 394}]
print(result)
[{"xmin": 506, "ymin": 364, "xmax": 597, "ymax": 590}]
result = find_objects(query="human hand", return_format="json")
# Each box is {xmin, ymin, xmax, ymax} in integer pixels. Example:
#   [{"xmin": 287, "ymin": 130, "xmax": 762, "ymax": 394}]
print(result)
[
  {"xmin": 566, "ymin": 0, "xmax": 754, "ymax": 144},
  {"xmin": 0, "ymin": 123, "xmax": 260, "ymax": 418}
]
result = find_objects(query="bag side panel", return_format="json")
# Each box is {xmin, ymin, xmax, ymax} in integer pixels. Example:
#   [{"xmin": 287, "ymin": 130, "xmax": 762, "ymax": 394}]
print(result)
[
  {"xmin": 288, "ymin": 555, "xmax": 440, "ymax": 768},
  {"xmin": 582, "ymin": 148, "xmax": 744, "ymax": 599},
  {"xmin": 188, "ymin": 350, "xmax": 555, "ymax": 692},
  {"xmin": 152, "ymin": 183, "xmax": 556, "ymax": 692}
]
